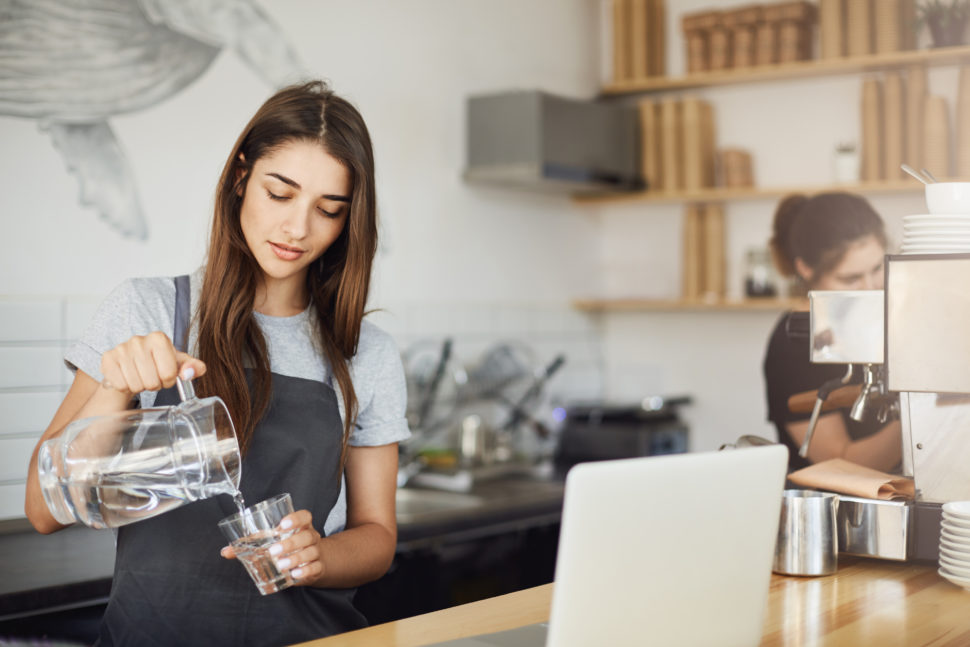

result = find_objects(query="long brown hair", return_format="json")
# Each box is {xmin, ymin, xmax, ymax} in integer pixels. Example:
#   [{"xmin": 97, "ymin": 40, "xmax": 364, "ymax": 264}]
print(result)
[
  {"xmin": 195, "ymin": 80, "xmax": 377, "ymax": 467},
  {"xmin": 769, "ymin": 192, "xmax": 887, "ymax": 289}
]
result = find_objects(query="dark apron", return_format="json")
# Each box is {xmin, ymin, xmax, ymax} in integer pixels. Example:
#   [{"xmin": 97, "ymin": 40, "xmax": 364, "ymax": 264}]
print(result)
[{"xmin": 98, "ymin": 275, "xmax": 365, "ymax": 646}]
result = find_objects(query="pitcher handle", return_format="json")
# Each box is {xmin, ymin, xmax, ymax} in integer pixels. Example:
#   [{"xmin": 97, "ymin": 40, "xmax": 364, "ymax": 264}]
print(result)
[{"xmin": 176, "ymin": 376, "xmax": 196, "ymax": 402}]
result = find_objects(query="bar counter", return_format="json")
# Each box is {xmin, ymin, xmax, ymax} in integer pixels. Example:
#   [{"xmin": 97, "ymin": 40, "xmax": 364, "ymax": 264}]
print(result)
[{"xmin": 296, "ymin": 557, "xmax": 970, "ymax": 646}]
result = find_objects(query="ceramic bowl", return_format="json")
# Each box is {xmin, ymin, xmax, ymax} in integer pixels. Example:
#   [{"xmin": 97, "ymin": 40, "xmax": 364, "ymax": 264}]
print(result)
[{"xmin": 926, "ymin": 183, "xmax": 970, "ymax": 215}]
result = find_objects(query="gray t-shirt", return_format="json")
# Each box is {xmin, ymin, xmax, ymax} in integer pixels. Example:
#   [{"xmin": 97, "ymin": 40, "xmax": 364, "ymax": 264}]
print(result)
[{"xmin": 65, "ymin": 271, "xmax": 410, "ymax": 534}]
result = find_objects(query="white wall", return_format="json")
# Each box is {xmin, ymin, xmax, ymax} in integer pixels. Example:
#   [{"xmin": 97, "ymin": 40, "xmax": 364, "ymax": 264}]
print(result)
[{"xmin": 0, "ymin": 0, "xmax": 607, "ymax": 520}]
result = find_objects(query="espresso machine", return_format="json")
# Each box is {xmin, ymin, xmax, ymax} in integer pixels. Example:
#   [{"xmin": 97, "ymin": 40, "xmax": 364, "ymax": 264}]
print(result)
[{"xmin": 795, "ymin": 253, "xmax": 970, "ymax": 563}]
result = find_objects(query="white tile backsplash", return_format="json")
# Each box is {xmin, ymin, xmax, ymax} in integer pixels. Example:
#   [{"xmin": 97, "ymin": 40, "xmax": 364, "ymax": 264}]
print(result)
[
  {"xmin": 0, "ymin": 392, "xmax": 63, "ymax": 435},
  {"xmin": 0, "ymin": 300, "xmax": 62, "ymax": 341},
  {"xmin": 0, "ymin": 347, "xmax": 67, "ymax": 389},
  {"xmin": 0, "ymin": 435, "xmax": 41, "ymax": 481},
  {"xmin": 0, "ymin": 481, "xmax": 26, "ymax": 521}
]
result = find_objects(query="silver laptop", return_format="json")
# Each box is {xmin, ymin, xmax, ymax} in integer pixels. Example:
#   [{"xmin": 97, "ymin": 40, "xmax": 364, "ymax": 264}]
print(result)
[{"xmin": 430, "ymin": 445, "xmax": 788, "ymax": 647}]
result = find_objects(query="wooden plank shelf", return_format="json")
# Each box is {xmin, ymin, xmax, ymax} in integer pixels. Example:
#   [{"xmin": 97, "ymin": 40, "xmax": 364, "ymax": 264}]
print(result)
[
  {"xmin": 572, "ymin": 297, "xmax": 806, "ymax": 313},
  {"xmin": 572, "ymin": 178, "xmax": 931, "ymax": 206},
  {"xmin": 602, "ymin": 45, "xmax": 970, "ymax": 96}
]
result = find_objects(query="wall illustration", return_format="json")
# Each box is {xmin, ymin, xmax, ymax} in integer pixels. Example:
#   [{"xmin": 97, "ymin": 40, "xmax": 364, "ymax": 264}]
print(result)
[{"xmin": 0, "ymin": 0, "xmax": 303, "ymax": 240}]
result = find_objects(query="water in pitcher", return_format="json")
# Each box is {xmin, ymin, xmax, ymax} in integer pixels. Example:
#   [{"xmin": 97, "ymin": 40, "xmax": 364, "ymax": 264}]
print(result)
[{"xmin": 40, "ymin": 435, "xmax": 241, "ymax": 529}]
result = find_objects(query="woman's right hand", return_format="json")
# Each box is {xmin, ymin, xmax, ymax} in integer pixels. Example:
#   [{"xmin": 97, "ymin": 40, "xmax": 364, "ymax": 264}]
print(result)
[{"xmin": 100, "ymin": 331, "xmax": 206, "ymax": 399}]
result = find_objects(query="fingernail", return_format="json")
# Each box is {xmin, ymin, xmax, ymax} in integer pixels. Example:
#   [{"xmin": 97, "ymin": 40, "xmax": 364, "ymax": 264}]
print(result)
[
  {"xmin": 181, "ymin": 367, "xmax": 195, "ymax": 380},
  {"xmin": 280, "ymin": 519, "xmax": 293, "ymax": 530},
  {"xmin": 269, "ymin": 543, "xmax": 282, "ymax": 556},
  {"xmin": 276, "ymin": 558, "xmax": 291, "ymax": 569},
  {"xmin": 291, "ymin": 568, "xmax": 303, "ymax": 579}
]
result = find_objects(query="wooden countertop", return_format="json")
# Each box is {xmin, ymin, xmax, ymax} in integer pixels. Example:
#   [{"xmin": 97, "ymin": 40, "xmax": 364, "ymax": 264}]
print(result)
[{"xmin": 296, "ymin": 557, "xmax": 970, "ymax": 646}]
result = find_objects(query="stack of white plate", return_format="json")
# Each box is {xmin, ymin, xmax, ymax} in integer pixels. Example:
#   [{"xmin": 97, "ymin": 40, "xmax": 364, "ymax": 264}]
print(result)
[
  {"xmin": 902, "ymin": 215, "xmax": 970, "ymax": 255},
  {"xmin": 938, "ymin": 501, "xmax": 970, "ymax": 589}
]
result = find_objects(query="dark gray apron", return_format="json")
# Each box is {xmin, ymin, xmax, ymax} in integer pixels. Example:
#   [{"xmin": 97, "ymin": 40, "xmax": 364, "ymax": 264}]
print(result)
[{"xmin": 98, "ymin": 275, "xmax": 365, "ymax": 646}]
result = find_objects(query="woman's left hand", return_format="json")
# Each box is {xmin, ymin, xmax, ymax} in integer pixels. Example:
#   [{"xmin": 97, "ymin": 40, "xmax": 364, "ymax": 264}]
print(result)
[
  {"xmin": 220, "ymin": 509, "xmax": 324, "ymax": 585},
  {"xmin": 269, "ymin": 509, "xmax": 323, "ymax": 584}
]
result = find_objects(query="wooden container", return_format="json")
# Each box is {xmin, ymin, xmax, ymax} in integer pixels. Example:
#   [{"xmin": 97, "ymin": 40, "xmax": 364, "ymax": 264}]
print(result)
[
  {"xmin": 756, "ymin": 22, "xmax": 779, "ymax": 65},
  {"xmin": 732, "ymin": 26, "xmax": 758, "ymax": 68},
  {"xmin": 905, "ymin": 65, "xmax": 927, "ymax": 171},
  {"xmin": 649, "ymin": 0, "xmax": 666, "ymax": 77},
  {"xmin": 709, "ymin": 24, "xmax": 734, "ymax": 70},
  {"xmin": 700, "ymin": 101, "xmax": 717, "ymax": 187},
  {"xmin": 900, "ymin": 0, "xmax": 917, "ymax": 51},
  {"xmin": 861, "ymin": 77, "xmax": 884, "ymax": 182},
  {"xmin": 779, "ymin": 21, "xmax": 812, "ymax": 62},
  {"xmin": 958, "ymin": 66, "xmax": 970, "ymax": 179},
  {"xmin": 923, "ymin": 95, "xmax": 952, "ymax": 179},
  {"xmin": 685, "ymin": 29, "xmax": 709, "ymax": 73},
  {"xmin": 846, "ymin": 0, "xmax": 873, "ymax": 57},
  {"xmin": 702, "ymin": 203, "xmax": 726, "ymax": 301},
  {"xmin": 660, "ymin": 98, "xmax": 683, "ymax": 192},
  {"xmin": 638, "ymin": 99, "xmax": 663, "ymax": 190},
  {"xmin": 763, "ymin": 1, "xmax": 815, "ymax": 23},
  {"xmin": 682, "ymin": 98, "xmax": 716, "ymax": 190},
  {"xmin": 719, "ymin": 149, "xmax": 755, "ymax": 188},
  {"xmin": 683, "ymin": 10, "xmax": 719, "ymax": 75},
  {"xmin": 613, "ymin": 0, "xmax": 632, "ymax": 82},
  {"xmin": 874, "ymin": 0, "xmax": 902, "ymax": 54},
  {"xmin": 882, "ymin": 72, "xmax": 905, "ymax": 180},
  {"xmin": 819, "ymin": 0, "xmax": 845, "ymax": 59},
  {"xmin": 630, "ymin": 0, "xmax": 650, "ymax": 79},
  {"xmin": 682, "ymin": 203, "xmax": 703, "ymax": 300}
]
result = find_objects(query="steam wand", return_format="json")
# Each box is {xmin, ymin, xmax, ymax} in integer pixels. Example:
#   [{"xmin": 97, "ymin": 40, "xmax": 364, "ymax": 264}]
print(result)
[{"xmin": 799, "ymin": 364, "xmax": 854, "ymax": 459}]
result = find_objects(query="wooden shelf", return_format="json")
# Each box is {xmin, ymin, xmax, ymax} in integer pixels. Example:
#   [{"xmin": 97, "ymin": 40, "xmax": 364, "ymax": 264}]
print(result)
[
  {"xmin": 572, "ymin": 178, "xmax": 929, "ymax": 206},
  {"xmin": 573, "ymin": 297, "xmax": 806, "ymax": 313},
  {"xmin": 602, "ymin": 45, "xmax": 970, "ymax": 96}
]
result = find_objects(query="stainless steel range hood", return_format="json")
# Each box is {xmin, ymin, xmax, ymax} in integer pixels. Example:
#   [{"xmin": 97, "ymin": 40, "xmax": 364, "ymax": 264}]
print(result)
[{"xmin": 464, "ymin": 90, "xmax": 641, "ymax": 195}]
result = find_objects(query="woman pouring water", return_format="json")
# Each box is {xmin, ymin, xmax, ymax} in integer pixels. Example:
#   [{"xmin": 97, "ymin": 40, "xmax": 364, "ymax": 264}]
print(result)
[
  {"xmin": 24, "ymin": 81, "xmax": 410, "ymax": 645},
  {"xmin": 762, "ymin": 192, "xmax": 901, "ymax": 473}
]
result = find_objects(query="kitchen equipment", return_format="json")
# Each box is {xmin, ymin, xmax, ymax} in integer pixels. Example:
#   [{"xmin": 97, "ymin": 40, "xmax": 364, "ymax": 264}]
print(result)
[
  {"xmin": 38, "ymin": 377, "xmax": 241, "ymax": 530},
  {"xmin": 554, "ymin": 397, "xmax": 689, "ymax": 472},
  {"xmin": 773, "ymin": 489, "xmax": 839, "ymax": 576},
  {"xmin": 837, "ymin": 495, "xmax": 911, "ymax": 561},
  {"xmin": 921, "ymin": 167, "xmax": 939, "ymax": 183},
  {"xmin": 463, "ymin": 90, "xmax": 640, "ymax": 195},
  {"xmin": 403, "ymin": 338, "xmax": 466, "ymax": 435}
]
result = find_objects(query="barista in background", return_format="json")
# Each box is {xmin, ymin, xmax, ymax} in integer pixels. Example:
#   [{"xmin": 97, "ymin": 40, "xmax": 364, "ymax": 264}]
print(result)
[{"xmin": 763, "ymin": 192, "xmax": 901, "ymax": 472}]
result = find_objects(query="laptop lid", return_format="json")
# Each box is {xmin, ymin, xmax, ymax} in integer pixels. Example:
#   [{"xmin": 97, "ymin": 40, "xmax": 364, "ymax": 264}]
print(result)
[{"xmin": 546, "ymin": 445, "xmax": 788, "ymax": 647}]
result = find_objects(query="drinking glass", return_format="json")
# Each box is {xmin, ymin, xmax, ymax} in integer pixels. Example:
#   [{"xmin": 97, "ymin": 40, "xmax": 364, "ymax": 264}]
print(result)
[{"xmin": 218, "ymin": 492, "xmax": 298, "ymax": 595}]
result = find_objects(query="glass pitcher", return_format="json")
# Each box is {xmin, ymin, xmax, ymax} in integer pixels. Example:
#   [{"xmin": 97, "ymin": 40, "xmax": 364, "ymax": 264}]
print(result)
[{"xmin": 38, "ymin": 378, "xmax": 241, "ymax": 530}]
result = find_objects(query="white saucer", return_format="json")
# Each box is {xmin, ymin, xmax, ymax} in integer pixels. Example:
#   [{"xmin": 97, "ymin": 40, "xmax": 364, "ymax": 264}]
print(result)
[
  {"xmin": 904, "ymin": 215, "xmax": 970, "ymax": 222},
  {"xmin": 943, "ymin": 516, "xmax": 970, "ymax": 531},
  {"xmin": 944, "ymin": 502, "xmax": 970, "ymax": 518},
  {"xmin": 941, "ymin": 527, "xmax": 970, "ymax": 547},
  {"xmin": 941, "ymin": 538, "xmax": 970, "ymax": 558},
  {"xmin": 939, "ymin": 565, "xmax": 970, "ymax": 590},
  {"xmin": 940, "ymin": 554, "xmax": 970, "ymax": 578},
  {"xmin": 902, "ymin": 237, "xmax": 970, "ymax": 244}
]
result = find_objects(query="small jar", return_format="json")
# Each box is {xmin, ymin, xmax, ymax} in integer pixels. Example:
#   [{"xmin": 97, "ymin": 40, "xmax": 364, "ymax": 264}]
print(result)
[{"xmin": 744, "ymin": 248, "xmax": 779, "ymax": 298}]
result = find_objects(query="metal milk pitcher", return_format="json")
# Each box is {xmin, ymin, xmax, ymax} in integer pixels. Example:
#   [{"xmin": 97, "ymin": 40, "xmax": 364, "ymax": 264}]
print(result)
[{"xmin": 38, "ymin": 378, "xmax": 241, "ymax": 530}]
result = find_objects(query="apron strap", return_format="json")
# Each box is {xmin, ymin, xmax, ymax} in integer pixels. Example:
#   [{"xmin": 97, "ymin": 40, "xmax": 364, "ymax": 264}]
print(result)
[{"xmin": 173, "ymin": 274, "xmax": 191, "ymax": 353}]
